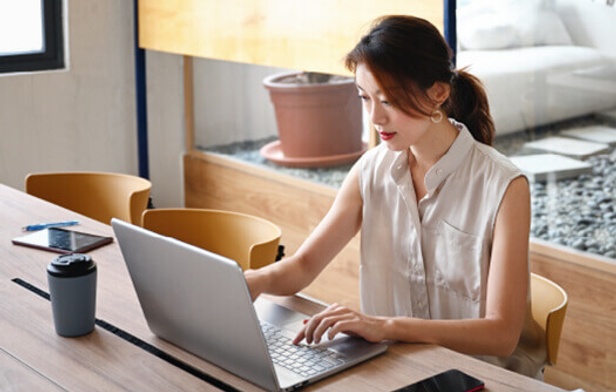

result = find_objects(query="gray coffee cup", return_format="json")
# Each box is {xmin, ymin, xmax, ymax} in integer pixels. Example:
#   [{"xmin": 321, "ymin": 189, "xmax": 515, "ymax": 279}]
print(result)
[{"xmin": 47, "ymin": 253, "xmax": 97, "ymax": 337}]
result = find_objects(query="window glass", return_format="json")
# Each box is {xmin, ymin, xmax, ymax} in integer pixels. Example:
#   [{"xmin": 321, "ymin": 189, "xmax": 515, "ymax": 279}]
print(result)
[
  {"xmin": 0, "ymin": 0, "xmax": 64, "ymax": 73},
  {"xmin": 0, "ymin": 0, "xmax": 44, "ymax": 55}
]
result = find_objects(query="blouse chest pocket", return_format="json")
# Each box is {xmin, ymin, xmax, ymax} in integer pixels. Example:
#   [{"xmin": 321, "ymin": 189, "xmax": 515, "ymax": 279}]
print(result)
[{"xmin": 432, "ymin": 220, "xmax": 484, "ymax": 302}]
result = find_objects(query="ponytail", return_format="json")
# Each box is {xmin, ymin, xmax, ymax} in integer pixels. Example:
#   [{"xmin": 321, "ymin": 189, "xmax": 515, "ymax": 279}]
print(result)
[{"xmin": 444, "ymin": 68, "xmax": 495, "ymax": 146}]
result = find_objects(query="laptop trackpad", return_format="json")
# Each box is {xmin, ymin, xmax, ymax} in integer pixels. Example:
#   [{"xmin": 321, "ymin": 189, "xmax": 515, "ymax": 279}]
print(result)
[{"xmin": 254, "ymin": 297, "xmax": 308, "ymax": 331}]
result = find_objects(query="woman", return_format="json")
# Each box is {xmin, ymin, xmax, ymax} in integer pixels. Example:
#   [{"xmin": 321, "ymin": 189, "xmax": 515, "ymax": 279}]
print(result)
[{"xmin": 245, "ymin": 15, "xmax": 545, "ymax": 378}]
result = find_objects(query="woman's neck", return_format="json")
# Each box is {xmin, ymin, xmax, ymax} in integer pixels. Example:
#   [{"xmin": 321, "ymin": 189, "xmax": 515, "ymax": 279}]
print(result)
[{"xmin": 408, "ymin": 120, "xmax": 459, "ymax": 171}]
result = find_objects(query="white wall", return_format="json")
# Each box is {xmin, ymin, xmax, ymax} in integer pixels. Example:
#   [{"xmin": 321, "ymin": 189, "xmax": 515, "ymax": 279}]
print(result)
[
  {"xmin": 0, "ymin": 0, "xmax": 185, "ymax": 207},
  {"xmin": 145, "ymin": 50, "xmax": 184, "ymax": 207},
  {"xmin": 193, "ymin": 59, "xmax": 292, "ymax": 148}
]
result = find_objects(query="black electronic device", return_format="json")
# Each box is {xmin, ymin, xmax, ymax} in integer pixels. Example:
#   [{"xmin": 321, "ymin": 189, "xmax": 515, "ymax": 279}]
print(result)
[{"xmin": 393, "ymin": 369, "xmax": 485, "ymax": 392}]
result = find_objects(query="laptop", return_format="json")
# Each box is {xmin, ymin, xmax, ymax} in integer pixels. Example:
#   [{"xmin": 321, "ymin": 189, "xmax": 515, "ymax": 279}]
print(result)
[{"xmin": 111, "ymin": 218, "xmax": 388, "ymax": 391}]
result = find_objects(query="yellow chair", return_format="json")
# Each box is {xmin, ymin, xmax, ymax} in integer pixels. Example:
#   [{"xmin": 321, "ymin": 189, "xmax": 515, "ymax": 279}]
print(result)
[
  {"xmin": 141, "ymin": 208, "xmax": 282, "ymax": 270},
  {"xmin": 531, "ymin": 273, "xmax": 568, "ymax": 366},
  {"xmin": 25, "ymin": 171, "xmax": 152, "ymax": 225}
]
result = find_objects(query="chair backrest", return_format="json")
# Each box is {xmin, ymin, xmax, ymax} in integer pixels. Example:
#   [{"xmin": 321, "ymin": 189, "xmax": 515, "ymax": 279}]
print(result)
[
  {"xmin": 25, "ymin": 172, "xmax": 152, "ymax": 225},
  {"xmin": 141, "ymin": 208, "xmax": 282, "ymax": 270},
  {"xmin": 530, "ymin": 273, "xmax": 568, "ymax": 366}
]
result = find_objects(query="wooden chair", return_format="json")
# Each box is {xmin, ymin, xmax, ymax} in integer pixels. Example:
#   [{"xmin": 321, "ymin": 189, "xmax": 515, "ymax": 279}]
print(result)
[
  {"xmin": 25, "ymin": 171, "xmax": 152, "ymax": 225},
  {"xmin": 531, "ymin": 273, "xmax": 568, "ymax": 366},
  {"xmin": 141, "ymin": 208, "xmax": 282, "ymax": 270}
]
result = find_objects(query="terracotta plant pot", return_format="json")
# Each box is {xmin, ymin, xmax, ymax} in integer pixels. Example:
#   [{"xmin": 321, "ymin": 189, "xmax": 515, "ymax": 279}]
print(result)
[{"xmin": 261, "ymin": 71, "xmax": 367, "ymax": 168}]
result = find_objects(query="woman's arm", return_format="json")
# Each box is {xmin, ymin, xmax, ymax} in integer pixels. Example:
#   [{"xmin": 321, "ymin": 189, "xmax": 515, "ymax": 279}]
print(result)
[
  {"xmin": 299, "ymin": 176, "xmax": 531, "ymax": 358},
  {"xmin": 245, "ymin": 163, "xmax": 363, "ymax": 300}
]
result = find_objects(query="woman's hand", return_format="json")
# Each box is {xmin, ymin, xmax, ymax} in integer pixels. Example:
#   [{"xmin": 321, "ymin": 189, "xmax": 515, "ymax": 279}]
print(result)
[{"xmin": 293, "ymin": 303, "xmax": 387, "ymax": 345}]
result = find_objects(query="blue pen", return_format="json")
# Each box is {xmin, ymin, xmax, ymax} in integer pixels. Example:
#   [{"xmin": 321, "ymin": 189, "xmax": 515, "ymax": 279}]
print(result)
[{"xmin": 22, "ymin": 220, "xmax": 79, "ymax": 231}]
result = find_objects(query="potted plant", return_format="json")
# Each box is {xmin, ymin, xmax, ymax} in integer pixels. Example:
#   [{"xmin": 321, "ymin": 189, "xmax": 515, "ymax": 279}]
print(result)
[{"xmin": 261, "ymin": 71, "xmax": 367, "ymax": 168}]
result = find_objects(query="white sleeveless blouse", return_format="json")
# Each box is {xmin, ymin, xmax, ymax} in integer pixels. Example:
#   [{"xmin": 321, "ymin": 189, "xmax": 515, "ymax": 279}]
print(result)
[{"xmin": 357, "ymin": 120, "xmax": 546, "ymax": 378}]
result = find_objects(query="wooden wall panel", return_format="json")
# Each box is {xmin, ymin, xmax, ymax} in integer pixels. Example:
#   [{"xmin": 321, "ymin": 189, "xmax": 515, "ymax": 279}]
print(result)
[{"xmin": 139, "ymin": 0, "xmax": 444, "ymax": 76}]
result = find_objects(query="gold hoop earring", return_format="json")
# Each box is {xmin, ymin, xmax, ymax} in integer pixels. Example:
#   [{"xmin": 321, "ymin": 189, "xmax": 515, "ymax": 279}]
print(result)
[{"xmin": 431, "ymin": 110, "xmax": 443, "ymax": 124}]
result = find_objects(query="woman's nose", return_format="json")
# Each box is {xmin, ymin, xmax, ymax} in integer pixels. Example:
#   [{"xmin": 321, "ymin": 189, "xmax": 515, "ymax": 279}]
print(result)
[{"xmin": 369, "ymin": 104, "xmax": 386, "ymax": 126}]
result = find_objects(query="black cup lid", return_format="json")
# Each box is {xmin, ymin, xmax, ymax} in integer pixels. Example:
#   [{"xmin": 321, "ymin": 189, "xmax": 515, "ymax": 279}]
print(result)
[{"xmin": 47, "ymin": 253, "xmax": 96, "ymax": 277}]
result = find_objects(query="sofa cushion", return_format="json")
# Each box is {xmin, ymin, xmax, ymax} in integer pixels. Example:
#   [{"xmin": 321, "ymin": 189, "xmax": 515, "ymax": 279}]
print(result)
[
  {"xmin": 457, "ymin": 13, "xmax": 518, "ymax": 50},
  {"xmin": 517, "ymin": 10, "xmax": 573, "ymax": 47},
  {"xmin": 457, "ymin": 0, "xmax": 573, "ymax": 50}
]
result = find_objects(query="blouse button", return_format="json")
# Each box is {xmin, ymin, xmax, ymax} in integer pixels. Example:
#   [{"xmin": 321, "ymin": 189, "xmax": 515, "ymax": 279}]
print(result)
[{"xmin": 436, "ymin": 169, "xmax": 443, "ymax": 176}]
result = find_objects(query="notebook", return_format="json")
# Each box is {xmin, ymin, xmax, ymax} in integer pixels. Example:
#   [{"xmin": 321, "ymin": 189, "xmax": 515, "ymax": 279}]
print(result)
[{"xmin": 111, "ymin": 218, "xmax": 388, "ymax": 391}]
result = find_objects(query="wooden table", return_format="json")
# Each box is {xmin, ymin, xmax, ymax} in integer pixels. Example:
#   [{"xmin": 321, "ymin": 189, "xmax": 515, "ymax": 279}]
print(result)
[{"xmin": 0, "ymin": 183, "xmax": 564, "ymax": 391}]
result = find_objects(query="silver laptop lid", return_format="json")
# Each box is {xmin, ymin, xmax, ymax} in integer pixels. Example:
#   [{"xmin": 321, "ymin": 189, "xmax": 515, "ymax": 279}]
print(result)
[{"xmin": 112, "ymin": 218, "xmax": 280, "ymax": 391}]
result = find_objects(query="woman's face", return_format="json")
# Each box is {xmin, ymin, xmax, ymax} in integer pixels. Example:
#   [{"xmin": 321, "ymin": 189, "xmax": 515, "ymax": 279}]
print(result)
[{"xmin": 355, "ymin": 63, "xmax": 433, "ymax": 151}]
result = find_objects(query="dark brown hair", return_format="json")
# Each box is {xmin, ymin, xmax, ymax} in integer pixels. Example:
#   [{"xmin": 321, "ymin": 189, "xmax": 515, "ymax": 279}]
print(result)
[{"xmin": 345, "ymin": 15, "xmax": 494, "ymax": 145}]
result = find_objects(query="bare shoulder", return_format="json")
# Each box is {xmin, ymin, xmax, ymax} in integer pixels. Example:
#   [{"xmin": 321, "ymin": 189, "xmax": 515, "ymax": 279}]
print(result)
[
  {"xmin": 494, "ymin": 175, "xmax": 531, "ymax": 242},
  {"xmin": 502, "ymin": 176, "xmax": 531, "ymax": 210}
]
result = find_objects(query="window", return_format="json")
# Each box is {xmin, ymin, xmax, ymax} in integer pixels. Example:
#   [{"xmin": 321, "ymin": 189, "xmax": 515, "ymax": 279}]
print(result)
[{"xmin": 0, "ymin": 0, "xmax": 64, "ymax": 74}]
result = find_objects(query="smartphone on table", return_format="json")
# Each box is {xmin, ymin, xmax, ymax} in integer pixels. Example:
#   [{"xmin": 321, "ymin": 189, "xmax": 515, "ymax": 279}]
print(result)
[{"xmin": 393, "ymin": 369, "xmax": 484, "ymax": 392}]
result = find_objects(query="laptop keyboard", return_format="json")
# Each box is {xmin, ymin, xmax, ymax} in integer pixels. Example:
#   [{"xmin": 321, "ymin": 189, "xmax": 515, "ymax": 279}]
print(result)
[{"xmin": 261, "ymin": 321, "xmax": 346, "ymax": 377}]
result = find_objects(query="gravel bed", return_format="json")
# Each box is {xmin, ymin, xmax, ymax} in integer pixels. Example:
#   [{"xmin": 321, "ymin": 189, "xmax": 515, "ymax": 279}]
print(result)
[
  {"xmin": 496, "ymin": 116, "xmax": 616, "ymax": 259},
  {"xmin": 201, "ymin": 137, "xmax": 353, "ymax": 189}
]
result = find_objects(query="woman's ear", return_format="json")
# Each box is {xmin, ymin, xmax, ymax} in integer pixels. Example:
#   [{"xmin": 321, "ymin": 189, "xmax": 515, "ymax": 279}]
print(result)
[{"xmin": 429, "ymin": 81, "xmax": 451, "ymax": 106}]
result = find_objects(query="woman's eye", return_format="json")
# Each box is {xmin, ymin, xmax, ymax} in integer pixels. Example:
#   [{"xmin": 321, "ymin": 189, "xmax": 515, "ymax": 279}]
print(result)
[
  {"xmin": 358, "ymin": 94, "xmax": 369, "ymax": 101},
  {"xmin": 380, "ymin": 99, "xmax": 390, "ymax": 106}
]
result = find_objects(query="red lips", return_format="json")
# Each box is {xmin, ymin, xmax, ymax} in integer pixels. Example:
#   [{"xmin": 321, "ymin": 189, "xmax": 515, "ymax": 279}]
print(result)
[{"xmin": 379, "ymin": 131, "xmax": 396, "ymax": 141}]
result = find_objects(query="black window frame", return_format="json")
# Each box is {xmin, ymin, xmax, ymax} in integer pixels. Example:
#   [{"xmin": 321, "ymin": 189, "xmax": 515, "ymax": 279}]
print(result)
[{"xmin": 0, "ymin": 0, "xmax": 64, "ymax": 74}]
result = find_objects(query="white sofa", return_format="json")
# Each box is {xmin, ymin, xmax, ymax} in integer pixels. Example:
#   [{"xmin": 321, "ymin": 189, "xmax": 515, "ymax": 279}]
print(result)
[{"xmin": 456, "ymin": 0, "xmax": 616, "ymax": 136}]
